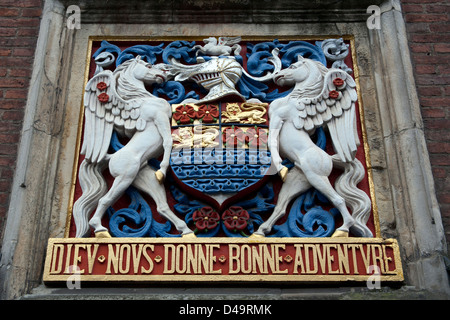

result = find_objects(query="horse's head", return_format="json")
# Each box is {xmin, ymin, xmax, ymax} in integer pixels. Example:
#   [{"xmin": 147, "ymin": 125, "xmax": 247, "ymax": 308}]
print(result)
[
  {"xmin": 130, "ymin": 56, "xmax": 169, "ymax": 85},
  {"xmin": 203, "ymin": 37, "xmax": 217, "ymax": 46},
  {"xmin": 273, "ymin": 55, "xmax": 326, "ymax": 87},
  {"xmin": 273, "ymin": 56, "xmax": 311, "ymax": 86}
]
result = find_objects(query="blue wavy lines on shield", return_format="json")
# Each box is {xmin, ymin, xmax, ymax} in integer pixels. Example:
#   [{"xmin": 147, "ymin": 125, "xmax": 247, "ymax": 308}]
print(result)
[{"xmin": 170, "ymin": 148, "xmax": 271, "ymax": 194}]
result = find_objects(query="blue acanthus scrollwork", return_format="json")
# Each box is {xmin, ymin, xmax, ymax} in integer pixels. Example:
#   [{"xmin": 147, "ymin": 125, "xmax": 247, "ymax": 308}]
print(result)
[
  {"xmin": 152, "ymin": 81, "xmax": 200, "ymax": 104},
  {"xmin": 170, "ymin": 183, "xmax": 275, "ymax": 238},
  {"xmin": 279, "ymin": 40, "xmax": 327, "ymax": 67},
  {"xmin": 92, "ymin": 40, "xmax": 122, "ymax": 62},
  {"xmin": 223, "ymin": 184, "xmax": 275, "ymax": 237},
  {"xmin": 116, "ymin": 43, "xmax": 164, "ymax": 66},
  {"xmin": 169, "ymin": 185, "xmax": 219, "ymax": 237},
  {"xmin": 238, "ymin": 39, "xmax": 326, "ymax": 102},
  {"xmin": 162, "ymin": 40, "xmax": 198, "ymax": 65},
  {"xmin": 107, "ymin": 186, "xmax": 176, "ymax": 237},
  {"xmin": 92, "ymin": 39, "xmax": 327, "ymax": 104},
  {"xmin": 270, "ymin": 189, "xmax": 339, "ymax": 238},
  {"xmin": 93, "ymin": 40, "xmax": 164, "ymax": 66}
]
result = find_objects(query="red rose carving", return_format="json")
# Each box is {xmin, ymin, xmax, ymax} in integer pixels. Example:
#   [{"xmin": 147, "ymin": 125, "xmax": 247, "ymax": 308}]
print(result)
[
  {"xmin": 193, "ymin": 207, "xmax": 220, "ymax": 231},
  {"xmin": 196, "ymin": 104, "xmax": 219, "ymax": 123},
  {"xmin": 245, "ymin": 127, "xmax": 268, "ymax": 148},
  {"xmin": 222, "ymin": 206, "xmax": 250, "ymax": 232},
  {"xmin": 223, "ymin": 126, "xmax": 246, "ymax": 148},
  {"xmin": 96, "ymin": 81, "xmax": 108, "ymax": 91},
  {"xmin": 173, "ymin": 104, "xmax": 196, "ymax": 125},
  {"xmin": 97, "ymin": 92, "xmax": 109, "ymax": 103},
  {"xmin": 328, "ymin": 90, "xmax": 340, "ymax": 99},
  {"xmin": 333, "ymin": 77, "xmax": 344, "ymax": 87}
]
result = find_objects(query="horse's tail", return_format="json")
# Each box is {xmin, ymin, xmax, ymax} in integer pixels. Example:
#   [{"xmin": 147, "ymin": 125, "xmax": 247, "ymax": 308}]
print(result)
[
  {"xmin": 73, "ymin": 159, "xmax": 108, "ymax": 237},
  {"xmin": 332, "ymin": 155, "xmax": 373, "ymax": 237}
]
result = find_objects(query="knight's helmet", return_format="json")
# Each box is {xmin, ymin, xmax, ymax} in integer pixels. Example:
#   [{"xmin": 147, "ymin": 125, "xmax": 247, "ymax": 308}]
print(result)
[{"xmin": 190, "ymin": 57, "xmax": 244, "ymax": 103}]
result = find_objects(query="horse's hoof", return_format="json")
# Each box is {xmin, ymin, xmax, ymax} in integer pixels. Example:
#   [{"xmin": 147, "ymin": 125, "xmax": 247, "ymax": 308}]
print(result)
[
  {"xmin": 95, "ymin": 230, "xmax": 112, "ymax": 238},
  {"xmin": 331, "ymin": 230, "xmax": 349, "ymax": 238},
  {"xmin": 249, "ymin": 233, "xmax": 265, "ymax": 239},
  {"xmin": 155, "ymin": 170, "xmax": 165, "ymax": 184},
  {"xmin": 182, "ymin": 232, "xmax": 197, "ymax": 238},
  {"xmin": 279, "ymin": 166, "xmax": 289, "ymax": 182}
]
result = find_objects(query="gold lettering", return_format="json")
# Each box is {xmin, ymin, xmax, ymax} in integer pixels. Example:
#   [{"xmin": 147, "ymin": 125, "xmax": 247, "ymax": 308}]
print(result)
[
  {"xmin": 63, "ymin": 244, "xmax": 73, "ymax": 274},
  {"xmin": 50, "ymin": 244, "xmax": 64, "ymax": 274},
  {"xmin": 119, "ymin": 244, "xmax": 131, "ymax": 274},
  {"xmin": 348, "ymin": 244, "xmax": 359, "ymax": 274},
  {"xmin": 163, "ymin": 244, "xmax": 176, "ymax": 274},
  {"xmin": 229, "ymin": 244, "xmax": 240, "ymax": 274},
  {"xmin": 337, "ymin": 244, "xmax": 350, "ymax": 274},
  {"xmin": 186, "ymin": 244, "xmax": 198, "ymax": 274},
  {"xmin": 371, "ymin": 244, "xmax": 384, "ymax": 274},
  {"xmin": 304, "ymin": 244, "xmax": 318, "ymax": 274},
  {"xmin": 315, "ymin": 244, "xmax": 327, "ymax": 273},
  {"xmin": 141, "ymin": 244, "xmax": 154, "ymax": 274},
  {"xmin": 197, "ymin": 244, "xmax": 209, "ymax": 274},
  {"xmin": 86, "ymin": 244, "xmax": 99, "ymax": 274},
  {"xmin": 209, "ymin": 244, "xmax": 221, "ymax": 274},
  {"xmin": 72, "ymin": 244, "xmax": 85, "ymax": 274},
  {"xmin": 293, "ymin": 244, "xmax": 305, "ymax": 274},
  {"xmin": 175, "ymin": 245, "xmax": 187, "ymax": 274},
  {"xmin": 326, "ymin": 244, "xmax": 338, "ymax": 274},
  {"xmin": 241, "ymin": 245, "xmax": 252, "ymax": 274},
  {"xmin": 360, "ymin": 244, "xmax": 371, "ymax": 271},
  {"xmin": 383, "ymin": 244, "xmax": 394, "ymax": 274},
  {"xmin": 273, "ymin": 244, "xmax": 288, "ymax": 274},
  {"xmin": 263, "ymin": 244, "xmax": 275, "ymax": 273},
  {"xmin": 106, "ymin": 244, "xmax": 119, "ymax": 274},
  {"xmin": 252, "ymin": 245, "xmax": 265, "ymax": 274},
  {"xmin": 131, "ymin": 244, "xmax": 143, "ymax": 274}
]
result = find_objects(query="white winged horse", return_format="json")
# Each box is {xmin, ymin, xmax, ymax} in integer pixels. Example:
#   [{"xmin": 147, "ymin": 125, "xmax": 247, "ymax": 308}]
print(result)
[
  {"xmin": 193, "ymin": 36, "xmax": 242, "ymax": 57},
  {"xmin": 73, "ymin": 56, "xmax": 194, "ymax": 238},
  {"xmin": 254, "ymin": 55, "xmax": 373, "ymax": 238}
]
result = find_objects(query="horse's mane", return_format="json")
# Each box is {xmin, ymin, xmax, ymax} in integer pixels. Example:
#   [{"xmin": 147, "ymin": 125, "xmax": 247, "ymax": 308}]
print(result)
[
  {"xmin": 292, "ymin": 59, "xmax": 329, "ymax": 98},
  {"xmin": 114, "ymin": 59, "xmax": 152, "ymax": 101}
]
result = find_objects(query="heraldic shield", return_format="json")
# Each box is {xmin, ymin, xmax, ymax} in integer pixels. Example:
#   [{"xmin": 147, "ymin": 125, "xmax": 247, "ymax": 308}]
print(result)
[
  {"xmin": 68, "ymin": 37, "xmax": 377, "ymax": 239},
  {"xmin": 170, "ymin": 102, "xmax": 271, "ymax": 203}
]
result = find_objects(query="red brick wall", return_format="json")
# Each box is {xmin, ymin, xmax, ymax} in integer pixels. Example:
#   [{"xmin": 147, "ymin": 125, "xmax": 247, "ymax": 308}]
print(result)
[
  {"xmin": 400, "ymin": 0, "xmax": 450, "ymax": 252},
  {"xmin": 0, "ymin": 1, "xmax": 43, "ymax": 244}
]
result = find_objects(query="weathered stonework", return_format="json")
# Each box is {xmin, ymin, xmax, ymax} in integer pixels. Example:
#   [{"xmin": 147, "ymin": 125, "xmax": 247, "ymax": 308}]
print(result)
[{"xmin": 0, "ymin": 0, "xmax": 448, "ymax": 299}]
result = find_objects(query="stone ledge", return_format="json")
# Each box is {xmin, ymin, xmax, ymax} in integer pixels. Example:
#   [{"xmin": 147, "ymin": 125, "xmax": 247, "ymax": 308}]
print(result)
[
  {"xmin": 21, "ymin": 285, "xmax": 450, "ymax": 300},
  {"xmin": 58, "ymin": 0, "xmax": 386, "ymax": 24}
]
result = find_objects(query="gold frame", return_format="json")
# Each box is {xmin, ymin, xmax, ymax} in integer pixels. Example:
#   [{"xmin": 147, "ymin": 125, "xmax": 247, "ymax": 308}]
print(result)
[
  {"xmin": 64, "ymin": 35, "xmax": 380, "ymax": 238},
  {"xmin": 44, "ymin": 237, "xmax": 403, "ymax": 283}
]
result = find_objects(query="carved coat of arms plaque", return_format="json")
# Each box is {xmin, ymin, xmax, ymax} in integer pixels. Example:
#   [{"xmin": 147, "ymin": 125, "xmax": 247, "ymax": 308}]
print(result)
[{"xmin": 44, "ymin": 37, "xmax": 403, "ymax": 284}]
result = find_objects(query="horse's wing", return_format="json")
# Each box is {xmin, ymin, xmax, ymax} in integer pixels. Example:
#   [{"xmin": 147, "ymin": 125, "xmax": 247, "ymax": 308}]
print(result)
[
  {"xmin": 292, "ymin": 69, "xmax": 358, "ymax": 162},
  {"xmin": 82, "ymin": 70, "xmax": 139, "ymax": 162},
  {"xmin": 218, "ymin": 36, "xmax": 241, "ymax": 46},
  {"xmin": 82, "ymin": 68, "xmax": 149, "ymax": 164},
  {"xmin": 81, "ymin": 70, "xmax": 115, "ymax": 163}
]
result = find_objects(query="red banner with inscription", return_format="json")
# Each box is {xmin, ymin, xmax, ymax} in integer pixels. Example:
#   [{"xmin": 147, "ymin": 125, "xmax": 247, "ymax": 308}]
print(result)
[{"xmin": 44, "ymin": 238, "xmax": 402, "ymax": 283}]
